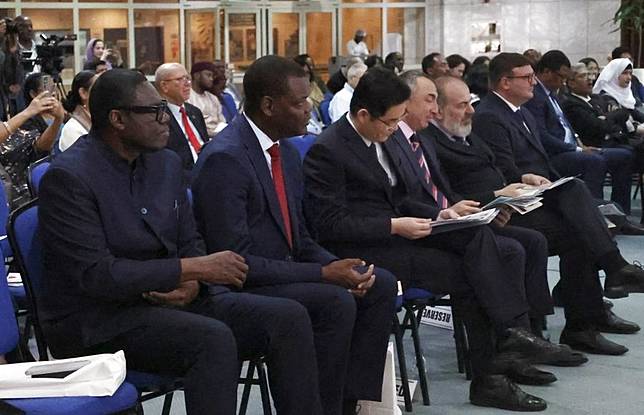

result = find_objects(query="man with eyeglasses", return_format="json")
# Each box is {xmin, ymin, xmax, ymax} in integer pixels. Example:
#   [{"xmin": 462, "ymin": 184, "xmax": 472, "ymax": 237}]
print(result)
[
  {"xmin": 187, "ymin": 61, "xmax": 227, "ymax": 138},
  {"xmin": 156, "ymin": 62, "xmax": 209, "ymax": 176},
  {"xmin": 523, "ymin": 50, "xmax": 634, "ymax": 214},
  {"xmin": 38, "ymin": 69, "xmax": 325, "ymax": 415},
  {"xmin": 472, "ymin": 53, "xmax": 644, "ymax": 353},
  {"xmin": 302, "ymin": 67, "xmax": 589, "ymax": 411}
]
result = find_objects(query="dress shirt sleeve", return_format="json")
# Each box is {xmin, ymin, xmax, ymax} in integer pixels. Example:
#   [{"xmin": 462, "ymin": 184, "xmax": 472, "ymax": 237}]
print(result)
[
  {"xmin": 192, "ymin": 151, "xmax": 325, "ymax": 286},
  {"xmin": 39, "ymin": 167, "xmax": 181, "ymax": 301}
]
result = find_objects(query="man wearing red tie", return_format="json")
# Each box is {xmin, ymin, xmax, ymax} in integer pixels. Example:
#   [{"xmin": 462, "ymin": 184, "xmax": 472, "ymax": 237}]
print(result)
[{"xmin": 155, "ymin": 63, "xmax": 209, "ymax": 177}]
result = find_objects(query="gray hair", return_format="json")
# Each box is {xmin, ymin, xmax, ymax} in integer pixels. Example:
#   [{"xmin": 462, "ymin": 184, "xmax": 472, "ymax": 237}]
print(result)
[
  {"xmin": 399, "ymin": 70, "xmax": 430, "ymax": 91},
  {"xmin": 568, "ymin": 62, "xmax": 588, "ymax": 80},
  {"xmin": 154, "ymin": 62, "xmax": 186, "ymax": 83}
]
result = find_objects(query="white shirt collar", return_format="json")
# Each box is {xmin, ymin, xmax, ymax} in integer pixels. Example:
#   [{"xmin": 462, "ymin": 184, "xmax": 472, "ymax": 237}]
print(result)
[
  {"xmin": 346, "ymin": 113, "xmax": 373, "ymax": 148},
  {"xmin": 167, "ymin": 102, "xmax": 183, "ymax": 118},
  {"xmin": 397, "ymin": 120, "xmax": 415, "ymax": 140},
  {"xmin": 342, "ymin": 82, "xmax": 355, "ymax": 94},
  {"xmin": 244, "ymin": 113, "xmax": 277, "ymax": 153},
  {"xmin": 493, "ymin": 91, "xmax": 521, "ymax": 113},
  {"xmin": 571, "ymin": 92, "xmax": 592, "ymax": 103}
]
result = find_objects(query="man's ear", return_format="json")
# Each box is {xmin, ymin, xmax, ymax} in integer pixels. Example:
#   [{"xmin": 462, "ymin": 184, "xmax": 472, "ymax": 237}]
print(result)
[
  {"xmin": 259, "ymin": 96, "xmax": 274, "ymax": 117},
  {"xmin": 109, "ymin": 109, "xmax": 126, "ymax": 131}
]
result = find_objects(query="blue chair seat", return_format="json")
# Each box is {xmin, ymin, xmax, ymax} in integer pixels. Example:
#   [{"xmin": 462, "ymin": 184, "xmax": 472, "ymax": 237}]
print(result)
[
  {"xmin": 3, "ymin": 381, "xmax": 138, "ymax": 415},
  {"xmin": 1, "ymin": 237, "xmax": 13, "ymax": 259},
  {"xmin": 396, "ymin": 288, "xmax": 441, "ymax": 310},
  {"xmin": 8, "ymin": 284, "xmax": 28, "ymax": 310}
]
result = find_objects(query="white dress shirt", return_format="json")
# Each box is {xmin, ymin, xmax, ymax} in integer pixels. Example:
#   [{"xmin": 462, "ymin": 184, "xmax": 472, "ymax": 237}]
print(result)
[
  {"xmin": 346, "ymin": 40, "xmax": 369, "ymax": 57},
  {"xmin": 329, "ymin": 83, "xmax": 354, "ymax": 123},
  {"xmin": 167, "ymin": 102, "xmax": 205, "ymax": 162},
  {"xmin": 245, "ymin": 113, "xmax": 277, "ymax": 177}
]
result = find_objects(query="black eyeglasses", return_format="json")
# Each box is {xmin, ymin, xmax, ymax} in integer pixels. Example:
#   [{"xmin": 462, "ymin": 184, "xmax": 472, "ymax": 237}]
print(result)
[
  {"xmin": 115, "ymin": 100, "xmax": 169, "ymax": 123},
  {"xmin": 506, "ymin": 73, "xmax": 535, "ymax": 82}
]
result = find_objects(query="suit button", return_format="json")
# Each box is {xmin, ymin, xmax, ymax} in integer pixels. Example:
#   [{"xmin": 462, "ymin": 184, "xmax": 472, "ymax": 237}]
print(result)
[{"xmin": 140, "ymin": 208, "xmax": 148, "ymax": 215}]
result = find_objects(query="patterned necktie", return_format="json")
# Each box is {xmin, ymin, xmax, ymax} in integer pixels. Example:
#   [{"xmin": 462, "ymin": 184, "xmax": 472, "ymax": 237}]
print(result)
[
  {"xmin": 179, "ymin": 106, "xmax": 202, "ymax": 153},
  {"xmin": 408, "ymin": 134, "xmax": 449, "ymax": 209},
  {"xmin": 267, "ymin": 144, "xmax": 293, "ymax": 248}
]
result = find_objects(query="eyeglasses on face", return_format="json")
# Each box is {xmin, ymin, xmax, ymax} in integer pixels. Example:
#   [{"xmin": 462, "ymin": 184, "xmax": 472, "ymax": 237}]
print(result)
[
  {"xmin": 506, "ymin": 73, "xmax": 535, "ymax": 82},
  {"xmin": 375, "ymin": 110, "xmax": 407, "ymax": 129},
  {"xmin": 115, "ymin": 100, "xmax": 169, "ymax": 123},
  {"xmin": 164, "ymin": 75, "xmax": 192, "ymax": 84}
]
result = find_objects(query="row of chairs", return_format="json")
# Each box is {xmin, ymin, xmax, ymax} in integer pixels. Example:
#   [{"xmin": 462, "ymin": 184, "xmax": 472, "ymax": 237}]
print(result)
[{"xmin": 2, "ymin": 160, "xmax": 273, "ymax": 415}]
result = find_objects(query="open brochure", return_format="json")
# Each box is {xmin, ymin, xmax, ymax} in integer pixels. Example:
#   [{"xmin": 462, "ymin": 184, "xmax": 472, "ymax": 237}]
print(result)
[
  {"xmin": 482, "ymin": 176, "xmax": 576, "ymax": 215},
  {"xmin": 430, "ymin": 208, "xmax": 499, "ymax": 234}
]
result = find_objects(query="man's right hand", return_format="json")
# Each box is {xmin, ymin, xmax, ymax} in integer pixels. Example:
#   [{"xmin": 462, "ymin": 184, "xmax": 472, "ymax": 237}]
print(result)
[
  {"xmin": 521, "ymin": 174, "xmax": 551, "ymax": 187},
  {"xmin": 391, "ymin": 217, "xmax": 432, "ymax": 240},
  {"xmin": 181, "ymin": 250, "xmax": 248, "ymax": 288},
  {"xmin": 494, "ymin": 182, "xmax": 528, "ymax": 198}
]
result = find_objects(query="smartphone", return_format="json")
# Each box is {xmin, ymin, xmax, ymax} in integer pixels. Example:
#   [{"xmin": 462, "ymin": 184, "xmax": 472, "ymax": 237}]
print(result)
[
  {"xmin": 25, "ymin": 360, "xmax": 90, "ymax": 379},
  {"xmin": 41, "ymin": 74, "xmax": 54, "ymax": 96}
]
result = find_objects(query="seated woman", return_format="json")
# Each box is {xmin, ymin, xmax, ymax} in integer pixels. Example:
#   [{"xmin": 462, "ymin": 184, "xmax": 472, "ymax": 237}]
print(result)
[
  {"xmin": 59, "ymin": 71, "xmax": 97, "ymax": 152},
  {"xmin": 580, "ymin": 57, "xmax": 600, "ymax": 85},
  {"xmin": 593, "ymin": 58, "xmax": 644, "ymax": 125}
]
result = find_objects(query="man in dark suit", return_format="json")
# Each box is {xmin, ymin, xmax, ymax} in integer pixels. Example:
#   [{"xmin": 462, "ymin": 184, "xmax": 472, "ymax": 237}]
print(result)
[
  {"xmin": 155, "ymin": 63, "xmax": 209, "ymax": 174},
  {"xmin": 301, "ymin": 66, "xmax": 594, "ymax": 412},
  {"xmin": 387, "ymin": 70, "xmax": 554, "ymax": 339},
  {"xmin": 446, "ymin": 54, "xmax": 644, "ymax": 351},
  {"xmin": 38, "ymin": 70, "xmax": 324, "ymax": 415},
  {"xmin": 191, "ymin": 56, "xmax": 397, "ymax": 415},
  {"xmin": 524, "ymin": 50, "xmax": 633, "ymax": 211}
]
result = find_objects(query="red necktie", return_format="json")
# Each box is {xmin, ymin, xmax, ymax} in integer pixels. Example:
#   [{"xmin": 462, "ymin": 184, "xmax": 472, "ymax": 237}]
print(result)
[
  {"xmin": 267, "ymin": 144, "xmax": 293, "ymax": 248},
  {"xmin": 179, "ymin": 106, "xmax": 202, "ymax": 153}
]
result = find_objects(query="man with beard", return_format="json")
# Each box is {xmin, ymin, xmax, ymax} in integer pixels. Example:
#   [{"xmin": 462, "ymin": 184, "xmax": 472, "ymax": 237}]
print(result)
[{"xmin": 187, "ymin": 61, "xmax": 227, "ymax": 138}]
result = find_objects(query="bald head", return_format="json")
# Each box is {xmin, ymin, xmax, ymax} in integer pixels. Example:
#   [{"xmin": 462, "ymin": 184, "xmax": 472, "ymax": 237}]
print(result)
[{"xmin": 155, "ymin": 63, "xmax": 191, "ymax": 105}]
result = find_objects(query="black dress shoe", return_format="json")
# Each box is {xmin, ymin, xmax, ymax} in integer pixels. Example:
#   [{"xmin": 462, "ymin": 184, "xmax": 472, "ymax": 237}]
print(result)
[
  {"xmin": 499, "ymin": 327, "xmax": 588, "ymax": 367},
  {"xmin": 560, "ymin": 328, "xmax": 628, "ymax": 355},
  {"xmin": 470, "ymin": 375, "xmax": 547, "ymax": 412},
  {"xmin": 604, "ymin": 263, "xmax": 644, "ymax": 298},
  {"xmin": 596, "ymin": 308, "xmax": 640, "ymax": 334},
  {"xmin": 620, "ymin": 221, "xmax": 644, "ymax": 235},
  {"xmin": 492, "ymin": 353, "xmax": 557, "ymax": 386}
]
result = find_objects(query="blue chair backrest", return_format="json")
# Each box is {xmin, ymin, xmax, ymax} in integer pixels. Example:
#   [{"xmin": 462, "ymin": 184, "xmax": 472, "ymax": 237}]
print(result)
[
  {"xmin": 319, "ymin": 98, "xmax": 332, "ymax": 126},
  {"xmin": 0, "ymin": 180, "xmax": 9, "ymax": 237},
  {"xmin": 28, "ymin": 160, "xmax": 51, "ymax": 198},
  {"xmin": 0, "ymin": 247, "xmax": 19, "ymax": 354},
  {"xmin": 9, "ymin": 203, "xmax": 42, "ymax": 301},
  {"xmin": 286, "ymin": 135, "xmax": 317, "ymax": 161},
  {"xmin": 221, "ymin": 92, "xmax": 238, "ymax": 123}
]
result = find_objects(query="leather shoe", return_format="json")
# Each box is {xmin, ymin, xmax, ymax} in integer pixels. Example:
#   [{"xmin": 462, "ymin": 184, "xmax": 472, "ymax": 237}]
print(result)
[
  {"xmin": 470, "ymin": 374, "xmax": 547, "ymax": 412},
  {"xmin": 604, "ymin": 263, "xmax": 644, "ymax": 298},
  {"xmin": 596, "ymin": 308, "xmax": 640, "ymax": 334},
  {"xmin": 560, "ymin": 328, "xmax": 628, "ymax": 355},
  {"xmin": 491, "ymin": 353, "xmax": 557, "ymax": 386},
  {"xmin": 619, "ymin": 221, "xmax": 644, "ymax": 235},
  {"xmin": 499, "ymin": 327, "xmax": 588, "ymax": 367}
]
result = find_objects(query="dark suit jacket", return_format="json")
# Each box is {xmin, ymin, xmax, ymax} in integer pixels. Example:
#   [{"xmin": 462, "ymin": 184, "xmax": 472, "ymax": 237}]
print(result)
[
  {"xmin": 560, "ymin": 93, "xmax": 630, "ymax": 148},
  {"xmin": 423, "ymin": 123, "xmax": 508, "ymax": 205},
  {"xmin": 473, "ymin": 92, "xmax": 559, "ymax": 182},
  {"xmin": 302, "ymin": 116, "xmax": 440, "ymax": 253},
  {"xmin": 523, "ymin": 81, "xmax": 577, "ymax": 156},
  {"xmin": 166, "ymin": 102, "xmax": 210, "ymax": 172},
  {"xmin": 39, "ymin": 135, "xmax": 203, "ymax": 349},
  {"xmin": 192, "ymin": 115, "xmax": 337, "ymax": 287},
  {"xmin": 384, "ymin": 127, "xmax": 460, "ymax": 205}
]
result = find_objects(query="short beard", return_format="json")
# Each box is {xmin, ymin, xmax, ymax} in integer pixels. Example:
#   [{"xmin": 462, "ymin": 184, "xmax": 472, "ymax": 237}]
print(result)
[{"xmin": 444, "ymin": 119, "xmax": 472, "ymax": 137}]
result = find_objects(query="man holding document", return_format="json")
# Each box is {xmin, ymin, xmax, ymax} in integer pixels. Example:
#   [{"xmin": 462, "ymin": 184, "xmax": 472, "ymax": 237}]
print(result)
[
  {"xmin": 429, "ymin": 56, "xmax": 643, "ymax": 355},
  {"xmin": 304, "ymin": 67, "xmax": 584, "ymax": 412}
]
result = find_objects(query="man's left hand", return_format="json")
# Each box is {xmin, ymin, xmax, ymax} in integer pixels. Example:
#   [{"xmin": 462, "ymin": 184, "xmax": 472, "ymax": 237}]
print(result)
[
  {"xmin": 450, "ymin": 200, "xmax": 481, "ymax": 216},
  {"xmin": 144, "ymin": 281, "xmax": 200, "ymax": 307}
]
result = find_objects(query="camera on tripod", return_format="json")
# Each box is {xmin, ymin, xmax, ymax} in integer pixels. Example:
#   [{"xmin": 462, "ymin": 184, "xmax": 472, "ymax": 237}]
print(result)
[{"xmin": 20, "ymin": 33, "xmax": 77, "ymax": 82}]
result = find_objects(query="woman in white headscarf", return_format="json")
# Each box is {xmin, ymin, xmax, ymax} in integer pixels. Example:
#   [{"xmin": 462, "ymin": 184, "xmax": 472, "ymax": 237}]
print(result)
[{"xmin": 593, "ymin": 58, "xmax": 643, "ymax": 121}]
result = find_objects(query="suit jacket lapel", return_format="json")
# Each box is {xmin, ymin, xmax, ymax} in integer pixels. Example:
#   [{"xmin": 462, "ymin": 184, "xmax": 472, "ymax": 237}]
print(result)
[
  {"xmin": 490, "ymin": 94, "xmax": 548, "ymax": 158},
  {"xmin": 238, "ymin": 117, "xmax": 292, "ymax": 248},
  {"xmin": 338, "ymin": 118, "xmax": 394, "ymax": 203},
  {"xmin": 391, "ymin": 129, "xmax": 436, "ymax": 201}
]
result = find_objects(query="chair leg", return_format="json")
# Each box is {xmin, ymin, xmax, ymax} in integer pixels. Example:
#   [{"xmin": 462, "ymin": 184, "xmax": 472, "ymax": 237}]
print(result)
[
  {"xmin": 238, "ymin": 361, "xmax": 256, "ymax": 415},
  {"xmin": 256, "ymin": 361, "xmax": 272, "ymax": 415},
  {"xmin": 393, "ymin": 315, "xmax": 413, "ymax": 412},
  {"xmin": 407, "ymin": 306, "xmax": 430, "ymax": 406},
  {"xmin": 160, "ymin": 391, "xmax": 174, "ymax": 415},
  {"xmin": 451, "ymin": 310, "xmax": 472, "ymax": 380}
]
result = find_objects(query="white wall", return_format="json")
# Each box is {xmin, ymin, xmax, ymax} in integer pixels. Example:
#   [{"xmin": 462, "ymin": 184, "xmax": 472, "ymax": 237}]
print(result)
[{"xmin": 426, "ymin": 0, "xmax": 621, "ymax": 66}]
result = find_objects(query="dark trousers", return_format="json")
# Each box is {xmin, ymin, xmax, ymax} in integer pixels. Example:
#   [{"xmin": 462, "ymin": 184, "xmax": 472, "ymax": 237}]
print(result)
[
  {"xmin": 509, "ymin": 178, "xmax": 618, "ymax": 324},
  {"xmin": 45, "ymin": 291, "xmax": 323, "ymax": 415},
  {"xmin": 491, "ymin": 224, "xmax": 553, "ymax": 318},
  {"xmin": 248, "ymin": 274, "xmax": 397, "ymax": 415}
]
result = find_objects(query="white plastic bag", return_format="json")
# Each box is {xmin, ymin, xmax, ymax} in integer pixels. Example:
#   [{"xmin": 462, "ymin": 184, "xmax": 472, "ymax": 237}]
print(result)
[
  {"xmin": 0, "ymin": 350, "xmax": 126, "ymax": 398},
  {"xmin": 357, "ymin": 342, "xmax": 402, "ymax": 415}
]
